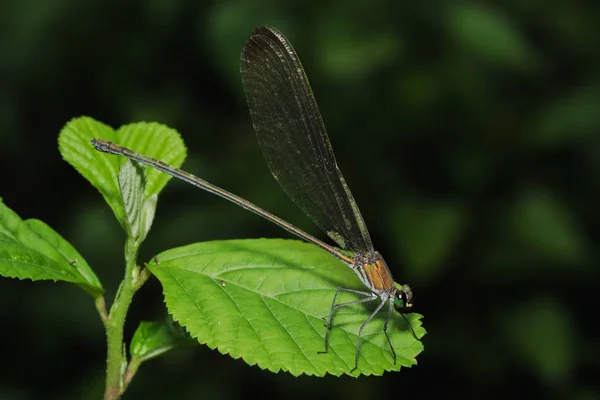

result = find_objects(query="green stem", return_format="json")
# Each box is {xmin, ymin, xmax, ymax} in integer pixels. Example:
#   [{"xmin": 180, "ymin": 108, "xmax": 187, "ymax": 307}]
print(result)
[
  {"xmin": 133, "ymin": 267, "xmax": 151, "ymax": 291},
  {"xmin": 95, "ymin": 296, "xmax": 109, "ymax": 327},
  {"xmin": 122, "ymin": 355, "xmax": 143, "ymax": 393},
  {"xmin": 103, "ymin": 239, "xmax": 140, "ymax": 400}
]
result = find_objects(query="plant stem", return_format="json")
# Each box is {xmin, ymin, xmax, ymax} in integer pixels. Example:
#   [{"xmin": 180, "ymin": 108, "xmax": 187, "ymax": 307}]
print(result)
[
  {"xmin": 95, "ymin": 296, "xmax": 109, "ymax": 327},
  {"xmin": 122, "ymin": 355, "xmax": 142, "ymax": 392},
  {"xmin": 103, "ymin": 239, "xmax": 140, "ymax": 400}
]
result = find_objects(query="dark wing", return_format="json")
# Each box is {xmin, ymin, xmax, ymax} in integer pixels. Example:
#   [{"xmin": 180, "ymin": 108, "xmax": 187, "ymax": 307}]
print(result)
[{"xmin": 240, "ymin": 26, "xmax": 373, "ymax": 252}]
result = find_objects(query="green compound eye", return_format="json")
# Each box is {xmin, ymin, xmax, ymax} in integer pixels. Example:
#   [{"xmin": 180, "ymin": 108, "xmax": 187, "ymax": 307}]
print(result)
[
  {"xmin": 393, "ymin": 284, "xmax": 413, "ymax": 313},
  {"xmin": 394, "ymin": 295, "xmax": 405, "ymax": 309}
]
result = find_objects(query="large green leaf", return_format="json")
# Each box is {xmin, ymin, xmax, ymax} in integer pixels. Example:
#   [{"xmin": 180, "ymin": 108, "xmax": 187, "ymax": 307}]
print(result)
[
  {"xmin": 148, "ymin": 238, "xmax": 425, "ymax": 377},
  {"xmin": 0, "ymin": 199, "xmax": 103, "ymax": 296},
  {"xmin": 58, "ymin": 116, "xmax": 186, "ymax": 231}
]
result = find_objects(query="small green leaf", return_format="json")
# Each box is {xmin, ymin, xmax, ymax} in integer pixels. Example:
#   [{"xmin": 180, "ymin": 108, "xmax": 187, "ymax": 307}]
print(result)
[
  {"xmin": 510, "ymin": 189, "xmax": 586, "ymax": 264},
  {"xmin": 130, "ymin": 321, "xmax": 190, "ymax": 362},
  {"xmin": 449, "ymin": 3, "xmax": 536, "ymax": 70},
  {"xmin": 498, "ymin": 297, "xmax": 575, "ymax": 384},
  {"xmin": 318, "ymin": 27, "xmax": 401, "ymax": 79},
  {"xmin": 392, "ymin": 200, "xmax": 465, "ymax": 282},
  {"xmin": 531, "ymin": 83, "xmax": 600, "ymax": 148},
  {"xmin": 118, "ymin": 160, "xmax": 148, "ymax": 241},
  {"xmin": 148, "ymin": 239, "xmax": 425, "ymax": 377},
  {"xmin": 0, "ymin": 199, "xmax": 103, "ymax": 296},
  {"xmin": 58, "ymin": 116, "xmax": 186, "ymax": 231},
  {"xmin": 115, "ymin": 122, "xmax": 187, "ymax": 198},
  {"xmin": 139, "ymin": 194, "xmax": 158, "ymax": 244}
]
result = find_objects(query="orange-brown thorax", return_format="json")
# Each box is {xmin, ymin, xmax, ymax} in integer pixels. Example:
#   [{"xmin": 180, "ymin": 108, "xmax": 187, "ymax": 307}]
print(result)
[{"xmin": 360, "ymin": 256, "xmax": 395, "ymax": 291}]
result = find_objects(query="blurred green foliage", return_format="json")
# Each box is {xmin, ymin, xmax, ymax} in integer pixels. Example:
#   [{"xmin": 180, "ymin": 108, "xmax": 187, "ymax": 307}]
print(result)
[{"xmin": 0, "ymin": 0, "xmax": 598, "ymax": 399}]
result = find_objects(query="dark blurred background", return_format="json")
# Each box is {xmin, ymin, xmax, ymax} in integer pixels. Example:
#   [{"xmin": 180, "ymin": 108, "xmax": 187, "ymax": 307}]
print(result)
[{"xmin": 1, "ymin": 1, "xmax": 599, "ymax": 399}]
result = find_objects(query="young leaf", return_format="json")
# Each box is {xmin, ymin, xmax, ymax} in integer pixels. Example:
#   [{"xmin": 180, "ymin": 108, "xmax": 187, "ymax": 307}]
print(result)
[
  {"xmin": 58, "ymin": 116, "xmax": 186, "ymax": 231},
  {"xmin": 115, "ymin": 122, "xmax": 186, "ymax": 199},
  {"xmin": 0, "ymin": 199, "xmax": 103, "ymax": 296},
  {"xmin": 139, "ymin": 194, "xmax": 158, "ymax": 245},
  {"xmin": 130, "ymin": 320, "xmax": 190, "ymax": 363},
  {"xmin": 118, "ymin": 160, "xmax": 149, "ymax": 243},
  {"xmin": 148, "ymin": 238, "xmax": 425, "ymax": 377}
]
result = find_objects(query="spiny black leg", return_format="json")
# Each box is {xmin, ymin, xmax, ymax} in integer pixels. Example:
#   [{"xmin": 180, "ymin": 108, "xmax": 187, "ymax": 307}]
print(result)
[
  {"xmin": 401, "ymin": 313, "xmax": 418, "ymax": 340},
  {"xmin": 383, "ymin": 299, "xmax": 396, "ymax": 365},
  {"xmin": 318, "ymin": 287, "xmax": 343, "ymax": 355},
  {"xmin": 318, "ymin": 287, "xmax": 374, "ymax": 355},
  {"xmin": 351, "ymin": 299, "xmax": 387, "ymax": 373}
]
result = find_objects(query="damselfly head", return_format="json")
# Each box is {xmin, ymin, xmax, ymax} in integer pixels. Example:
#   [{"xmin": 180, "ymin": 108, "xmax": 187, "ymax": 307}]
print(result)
[{"xmin": 393, "ymin": 284, "xmax": 414, "ymax": 313}]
